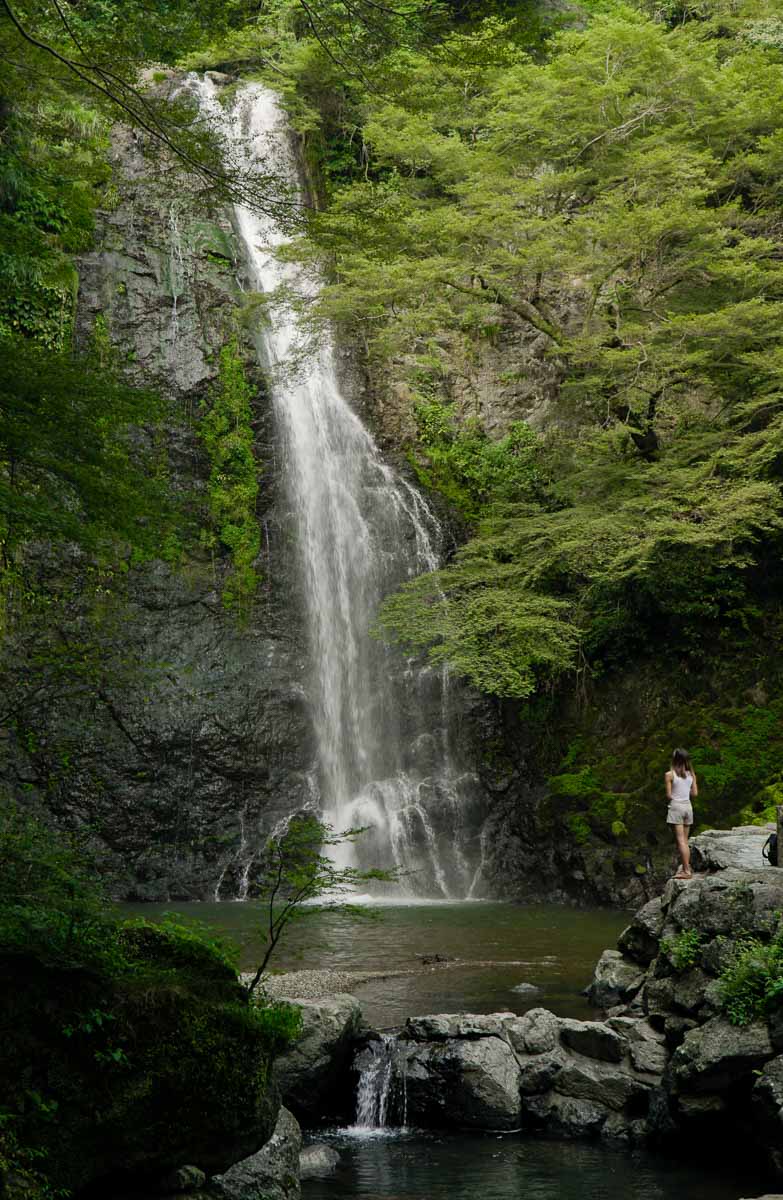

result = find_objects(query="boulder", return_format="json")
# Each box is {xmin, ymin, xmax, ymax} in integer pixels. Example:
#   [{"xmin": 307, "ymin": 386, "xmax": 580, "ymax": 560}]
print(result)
[
  {"xmin": 587, "ymin": 950, "xmax": 645, "ymax": 1009},
  {"xmin": 403, "ymin": 1036, "xmax": 521, "ymax": 1129},
  {"xmin": 299, "ymin": 1144, "xmax": 340, "ymax": 1180},
  {"xmin": 670, "ymin": 969, "xmax": 712, "ymax": 1017},
  {"xmin": 0, "ymin": 944, "xmax": 281, "ymax": 1198},
  {"xmin": 505, "ymin": 1008, "xmax": 560, "ymax": 1056},
  {"xmin": 214, "ymin": 1107, "xmax": 301, "ymax": 1200},
  {"xmin": 670, "ymin": 1016, "xmax": 774, "ymax": 1094},
  {"xmin": 663, "ymin": 1015, "xmax": 698, "ymax": 1048},
  {"xmin": 601, "ymin": 1112, "xmax": 648, "ymax": 1144},
  {"xmin": 690, "ymin": 827, "xmax": 776, "ymax": 874},
  {"xmin": 607, "ymin": 1018, "xmax": 668, "ymax": 1076},
  {"xmin": 667, "ymin": 871, "xmax": 783, "ymax": 941},
  {"xmin": 522, "ymin": 1093, "xmax": 608, "ymax": 1138},
  {"xmin": 643, "ymin": 977, "xmax": 676, "ymax": 1026},
  {"xmin": 405, "ymin": 1013, "xmax": 513, "ymax": 1042},
  {"xmin": 518, "ymin": 1052, "xmax": 566, "ymax": 1096},
  {"xmin": 618, "ymin": 896, "xmax": 665, "ymax": 966},
  {"xmin": 553, "ymin": 1059, "xmax": 649, "ymax": 1113},
  {"xmin": 274, "ymin": 995, "xmax": 363, "ymax": 1123},
  {"xmin": 559, "ymin": 1019, "xmax": 626, "ymax": 1063}
]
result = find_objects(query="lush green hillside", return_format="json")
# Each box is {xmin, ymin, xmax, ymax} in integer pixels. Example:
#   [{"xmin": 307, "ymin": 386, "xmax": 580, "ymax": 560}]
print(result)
[{"xmin": 3, "ymin": 0, "xmax": 783, "ymax": 906}]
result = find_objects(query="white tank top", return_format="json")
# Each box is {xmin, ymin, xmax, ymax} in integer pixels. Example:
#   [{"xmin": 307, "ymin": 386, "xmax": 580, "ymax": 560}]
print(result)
[{"xmin": 671, "ymin": 770, "xmax": 692, "ymax": 803}]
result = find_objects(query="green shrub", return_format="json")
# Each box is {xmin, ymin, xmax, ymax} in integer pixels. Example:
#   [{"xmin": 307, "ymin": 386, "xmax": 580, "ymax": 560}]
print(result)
[
  {"xmin": 718, "ymin": 925, "xmax": 783, "ymax": 1026},
  {"xmin": 661, "ymin": 929, "xmax": 704, "ymax": 971}
]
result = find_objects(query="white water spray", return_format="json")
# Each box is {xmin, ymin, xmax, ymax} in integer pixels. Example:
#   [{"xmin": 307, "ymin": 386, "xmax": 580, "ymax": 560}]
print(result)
[{"xmin": 192, "ymin": 78, "xmax": 485, "ymax": 897}]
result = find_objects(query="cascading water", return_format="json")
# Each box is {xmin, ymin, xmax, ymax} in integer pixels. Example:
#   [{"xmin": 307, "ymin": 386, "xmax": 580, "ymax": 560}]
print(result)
[
  {"xmin": 192, "ymin": 77, "xmax": 486, "ymax": 897},
  {"xmin": 353, "ymin": 1036, "xmax": 407, "ymax": 1132}
]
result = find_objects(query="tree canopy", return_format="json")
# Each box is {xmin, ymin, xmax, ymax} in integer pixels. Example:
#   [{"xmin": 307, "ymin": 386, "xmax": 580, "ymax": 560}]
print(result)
[{"xmin": 258, "ymin": 0, "xmax": 783, "ymax": 695}]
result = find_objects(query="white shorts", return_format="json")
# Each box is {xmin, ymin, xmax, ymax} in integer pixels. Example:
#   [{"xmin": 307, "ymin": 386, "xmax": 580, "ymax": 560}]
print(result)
[{"xmin": 667, "ymin": 801, "xmax": 693, "ymax": 826}]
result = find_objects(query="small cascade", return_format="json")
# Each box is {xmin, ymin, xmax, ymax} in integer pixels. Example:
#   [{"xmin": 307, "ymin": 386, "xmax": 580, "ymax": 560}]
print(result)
[{"xmin": 352, "ymin": 1036, "xmax": 407, "ymax": 1132}]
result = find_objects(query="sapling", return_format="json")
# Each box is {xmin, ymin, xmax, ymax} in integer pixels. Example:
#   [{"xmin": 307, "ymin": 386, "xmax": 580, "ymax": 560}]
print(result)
[{"xmin": 244, "ymin": 815, "xmax": 395, "ymax": 997}]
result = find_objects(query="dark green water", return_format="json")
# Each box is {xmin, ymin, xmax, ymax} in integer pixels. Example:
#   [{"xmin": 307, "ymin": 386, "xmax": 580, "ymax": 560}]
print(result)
[
  {"xmin": 301, "ymin": 1130, "xmax": 759, "ymax": 1200},
  {"xmin": 120, "ymin": 900, "xmax": 628, "ymax": 1027}
]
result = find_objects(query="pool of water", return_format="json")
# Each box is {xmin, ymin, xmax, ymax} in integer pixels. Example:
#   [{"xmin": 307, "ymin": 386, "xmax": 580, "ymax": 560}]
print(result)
[
  {"xmin": 121, "ymin": 899, "xmax": 765, "ymax": 1198},
  {"xmin": 119, "ymin": 900, "xmax": 629, "ymax": 1027},
  {"xmin": 301, "ymin": 1130, "xmax": 760, "ymax": 1200}
]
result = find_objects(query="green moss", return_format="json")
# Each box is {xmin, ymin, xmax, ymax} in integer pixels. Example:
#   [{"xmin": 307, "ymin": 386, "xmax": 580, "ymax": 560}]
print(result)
[
  {"xmin": 566, "ymin": 812, "xmax": 591, "ymax": 845},
  {"xmin": 200, "ymin": 338, "xmax": 262, "ymax": 616},
  {"xmin": 544, "ymin": 659, "xmax": 783, "ymax": 892}
]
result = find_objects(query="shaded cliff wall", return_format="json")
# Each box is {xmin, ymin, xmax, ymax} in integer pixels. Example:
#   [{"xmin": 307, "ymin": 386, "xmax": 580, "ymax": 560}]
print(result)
[{"xmin": 6, "ymin": 121, "xmax": 318, "ymax": 901}]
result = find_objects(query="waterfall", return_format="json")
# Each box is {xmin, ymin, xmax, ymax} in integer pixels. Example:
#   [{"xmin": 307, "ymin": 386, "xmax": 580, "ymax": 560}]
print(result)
[
  {"xmin": 191, "ymin": 77, "xmax": 485, "ymax": 897},
  {"xmin": 353, "ymin": 1036, "xmax": 407, "ymax": 1131}
]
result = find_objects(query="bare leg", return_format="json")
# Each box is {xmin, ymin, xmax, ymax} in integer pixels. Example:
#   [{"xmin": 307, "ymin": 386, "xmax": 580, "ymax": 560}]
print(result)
[{"xmin": 673, "ymin": 824, "xmax": 691, "ymax": 877}]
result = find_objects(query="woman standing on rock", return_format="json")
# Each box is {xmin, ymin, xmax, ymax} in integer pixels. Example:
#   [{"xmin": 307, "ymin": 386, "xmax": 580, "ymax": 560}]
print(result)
[{"xmin": 665, "ymin": 748, "xmax": 698, "ymax": 879}]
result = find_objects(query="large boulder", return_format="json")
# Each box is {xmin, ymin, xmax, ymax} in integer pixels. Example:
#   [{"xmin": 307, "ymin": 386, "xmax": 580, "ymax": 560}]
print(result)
[
  {"xmin": 505, "ymin": 1008, "xmax": 560, "ymax": 1055},
  {"xmin": 402, "ymin": 1035, "xmax": 521, "ymax": 1129},
  {"xmin": 552, "ymin": 1058, "xmax": 650, "ymax": 1113},
  {"xmin": 274, "ymin": 995, "xmax": 363, "ymax": 1124},
  {"xmin": 0, "ymin": 937, "xmax": 282, "ymax": 1199},
  {"xmin": 522, "ymin": 1092, "xmax": 609, "ymax": 1138},
  {"xmin": 214, "ymin": 1107, "xmax": 301, "ymax": 1200},
  {"xmin": 587, "ymin": 949, "xmax": 645, "ymax": 1009},
  {"xmin": 618, "ymin": 897, "xmax": 665, "ymax": 966},
  {"xmin": 299, "ymin": 1144, "xmax": 340, "ymax": 1180},
  {"xmin": 559, "ymin": 1019, "xmax": 626, "ymax": 1063},
  {"xmin": 670, "ymin": 1017, "xmax": 774, "ymax": 1095},
  {"xmin": 405, "ymin": 1013, "xmax": 514, "ymax": 1042},
  {"xmin": 665, "ymin": 870, "xmax": 783, "ymax": 941}
]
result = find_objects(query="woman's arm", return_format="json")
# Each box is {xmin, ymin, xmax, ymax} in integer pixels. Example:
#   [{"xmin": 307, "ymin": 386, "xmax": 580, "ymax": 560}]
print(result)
[
  {"xmin": 665, "ymin": 770, "xmax": 673, "ymax": 800},
  {"xmin": 690, "ymin": 770, "xmax": 698, "ymax": 798}
]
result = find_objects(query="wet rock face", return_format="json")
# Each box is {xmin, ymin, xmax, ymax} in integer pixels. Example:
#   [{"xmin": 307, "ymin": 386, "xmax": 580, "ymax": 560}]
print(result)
[
  {"xmin": 273, "ymin": 995, "xmax": 364, "ymax": 1125},
  {"xmin": 4, "ymin": 123, "xmax": 318, "ymax": 901}
]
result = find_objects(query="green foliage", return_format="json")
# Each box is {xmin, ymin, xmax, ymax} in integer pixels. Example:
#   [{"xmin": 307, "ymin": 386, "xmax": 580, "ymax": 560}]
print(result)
[
  {"xmin": 200, "ymin": 339, "xmax": 261, "ymax": 615},
  {"xmin": 718, "ymin": 921, "xmax": 783, "ymax": 1025},
  {"xmin": 245, "ymin": 815, "xmax": 395, "ymax": 994},
  {"xmin": 0, "ymin": 801, "xmax": 299, "ymax": 1195},
  {"xmin": 266, "ymin": 1, "xmax": 783, "ymax": 698},
  {"xmin": 410, "ymin": 397, "xmax": 541, "ymax": 522},
  {"xmin": 0, "ymin": 795, "xmax": 123, "ymax": 972},
  {"xmin": 661, "ymin": 928, "xmax": 704, "ymax": 971},
  {"xmin": 0, "ymin": 333, "xmax": 173, "ymax": 575},
  {"xmin": 540, "ymin": 676, "xmax": 783, "ymax": 877}
]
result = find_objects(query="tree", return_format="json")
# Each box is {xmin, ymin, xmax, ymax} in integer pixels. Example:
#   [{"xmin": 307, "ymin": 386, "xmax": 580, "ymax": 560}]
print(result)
[
  {"xmin": 271, "ymin": 2, "xmax": 783, "ymax": 696},
  {"xmin": 244, "ymin": 815, "xmax": 394, "ymax": 996}
]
